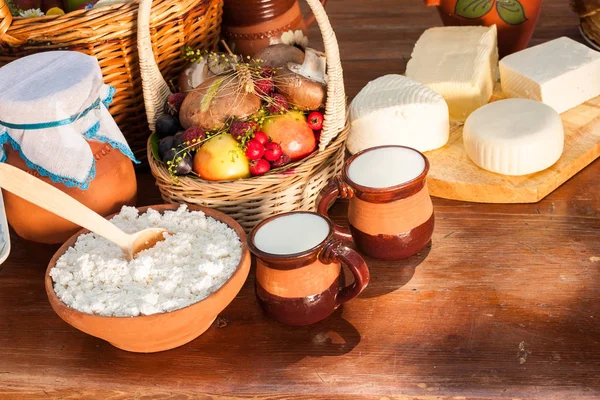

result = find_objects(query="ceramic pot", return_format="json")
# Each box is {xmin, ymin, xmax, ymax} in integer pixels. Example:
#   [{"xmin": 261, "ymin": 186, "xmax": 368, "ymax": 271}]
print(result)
[
  {"xmin": 45, "ymin": 204, "xmax": 251, "ymax": 353},
  {"xmin": 425, "ymin": 0, "xmax": 543, "ymax": 57},
  {"xmin": 3, "ymin": 141, "xmax": 137, "ymax": 244},
  {"xmin": 222, "ymin": 0, "xmax": 327, "ymax": 57},
  {"xmin": 248, "ymin": 212, "xmax": 370, "ymax": 326},
  {"xmin": 317, "ymin": 146, "xmax": 434, "ymax": 261}
]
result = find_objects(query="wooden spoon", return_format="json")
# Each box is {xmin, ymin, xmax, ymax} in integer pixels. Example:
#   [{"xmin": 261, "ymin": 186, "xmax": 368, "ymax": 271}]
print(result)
[{"xmin": 0, "ymin": 163, "xmax": 171, "ymax": 261}]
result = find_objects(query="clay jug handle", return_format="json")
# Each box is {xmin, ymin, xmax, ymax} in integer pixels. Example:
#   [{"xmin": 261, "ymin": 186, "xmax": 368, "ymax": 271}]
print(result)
[
  {"xmin": 304, "ymin": 0, "xmax": 327, "ymax": 27},
  {"xmin": 320, "ymin": 238, "xmax": 370, "ymax": 306},
  {"xmin": 316, "ymin": 176, "xmax": 353, "ymax": 242}
]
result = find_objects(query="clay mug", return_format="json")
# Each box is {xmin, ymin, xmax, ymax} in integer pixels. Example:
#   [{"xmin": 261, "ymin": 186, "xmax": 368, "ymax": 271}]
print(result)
[
  {"xmin": 424, "ymin": 0, "xmax": 543, "ymax": 57},
  {"xmin": 248, "ymin": 211, "xmax": 370, "ymax": 326},
  {"xmin": 221, "ymin": 0, "xmax": 327, "ymax": 57},
  {"xmin": 317, "ymin": 145, "xmax": 435, "ymax": 261}
]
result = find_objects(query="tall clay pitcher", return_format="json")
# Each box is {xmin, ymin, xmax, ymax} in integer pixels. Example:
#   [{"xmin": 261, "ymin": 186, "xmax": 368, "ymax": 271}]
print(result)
[{"xmin": 222, "ymin": 0, "xmax": 328, "ymax": 57}]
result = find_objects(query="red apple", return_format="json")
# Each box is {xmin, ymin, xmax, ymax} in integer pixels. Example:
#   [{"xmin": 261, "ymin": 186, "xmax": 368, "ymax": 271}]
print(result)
[
  {"xmin": 261, "ymin": 111, "xmax": 316, "ymax": 161},
  {"xmin": 14, "ymin": 0, "xmax": 42, "ymax": 10}
]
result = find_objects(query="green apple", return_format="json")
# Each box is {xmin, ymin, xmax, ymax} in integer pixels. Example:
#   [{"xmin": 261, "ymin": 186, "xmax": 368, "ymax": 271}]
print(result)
[{"xmin": 193, "ymin": 133, "xmax": 250, "ymax": 181}]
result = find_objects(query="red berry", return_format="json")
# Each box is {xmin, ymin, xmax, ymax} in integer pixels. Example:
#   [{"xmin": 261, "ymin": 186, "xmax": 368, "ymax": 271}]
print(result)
[
  {"xmin": 307, "ymin": 111, "xmax": 324, "ymax": 130},
  {"xmin": 264, "ymin": 142, "xmax": 282, "ymax": 162},
  {"xmin": 230, "ymin": 121, "xmax": 253, "ymax": 141},
  {"xmin": 245, "ymin": 139, "xmax": 265, "ymax": 160},
  {"xmin": 271, "ymin": 153, "xmax": 291, "ymax": 168},
  {"xmin": 314, "ymin": 129, "xmax": 321, "ymax": 143},
  {"xmin": 253, "ymin": 131, "xmax": 269, "ymax": 145},
  {"xmin": 182, "ymin": 126, "xmax": 206, "ymax": 149},
  {"xmin": 255, "ymin": 78, "xmax": 275, "ymax": 95},
  {"xmin": 267, "ymin": 93, "xmax": 289, "ymax": 114},
  {"xmin": 165, "ymin": 92, "xmax": 186, "ymax": 116},
  {"xmin": 249, "ymin": 158, "xmax": 271, "ymax": 176},
  {"xmin": 260, "ymin": 66, "xmax": 274, "ymax": 78},
  {"xmin": 248, "ymin": 121, "xmax": 259, "ymax": 132}
]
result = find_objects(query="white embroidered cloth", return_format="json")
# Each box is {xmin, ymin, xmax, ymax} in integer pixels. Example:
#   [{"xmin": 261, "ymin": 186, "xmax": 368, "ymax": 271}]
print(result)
[{"xmin": 0, "ymin": 51, "xmax": 138, "ymax": 189}]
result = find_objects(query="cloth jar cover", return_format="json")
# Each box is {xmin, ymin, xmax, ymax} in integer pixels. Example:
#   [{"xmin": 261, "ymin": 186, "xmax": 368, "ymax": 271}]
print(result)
[{"xmin": 0, "ymin": 51, "xmax": 139, "ymax": 190}]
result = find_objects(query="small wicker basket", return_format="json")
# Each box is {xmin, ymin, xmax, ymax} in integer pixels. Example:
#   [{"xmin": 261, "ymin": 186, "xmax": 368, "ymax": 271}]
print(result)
[
  {"xmin": 0, "ymin": 0, "xmax": 224, "ymax": 161},
  {"xmin": 140, "ymin": 0, "xmax": 348, "ymax": 231},
  {"xmin": 571, "ymin": 0, "xmax": 600, "ymax": 49}
]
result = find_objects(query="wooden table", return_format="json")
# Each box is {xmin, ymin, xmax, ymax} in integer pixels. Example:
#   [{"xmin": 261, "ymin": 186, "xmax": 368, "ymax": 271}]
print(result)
[{"xmin": 1, "ymin": 1, "xmax": 599, "ymax": 399}]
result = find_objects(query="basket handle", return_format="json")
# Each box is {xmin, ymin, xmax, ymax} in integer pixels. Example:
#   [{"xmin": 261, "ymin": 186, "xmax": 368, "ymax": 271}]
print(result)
[
  {"xmin": 137, "ymin": 0, "xmax": 172, "ymax": 133},
  {"xmin": 137, "ymin": 0, "xmax": 346, "ymax": 148},
  {"xmin": 0, "ymin": 0, "xmax": 22, "ymax": 46},
  {"xmin": 304, "ymin": 0, "xmax": 327, "ymax": 27},
  {"xmin": 304, "ymin": 0, "xmax": 346, "ymax": 150}
]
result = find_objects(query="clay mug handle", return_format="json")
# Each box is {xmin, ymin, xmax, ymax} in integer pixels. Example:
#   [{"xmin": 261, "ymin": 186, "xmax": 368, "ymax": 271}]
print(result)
[
  {"xmin": 320, "ymin": 237, "xmax": 370, "ymax": 305},
  {"xmin": 304, "ymin": 0, "xmax": 328, "ymax": 28},
  {"xmin": 316, "ymin": 176, "xmax": 354, "ymax": 242}
]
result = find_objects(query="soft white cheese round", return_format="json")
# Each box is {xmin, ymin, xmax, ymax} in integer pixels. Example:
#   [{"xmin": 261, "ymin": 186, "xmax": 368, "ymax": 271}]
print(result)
[
  {"xmin": 463, "ymin": 99, "xmax": 564, "ymax": 176},
  {"xmin": 347, "ymin": 74, "xmax": 449, "ymax": 154}
]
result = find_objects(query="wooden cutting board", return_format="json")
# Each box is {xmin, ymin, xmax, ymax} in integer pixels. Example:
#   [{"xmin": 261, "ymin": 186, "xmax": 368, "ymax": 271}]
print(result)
[{"xmin": 424, "ymin": 86, "xmax": 600, "ymax": 203}]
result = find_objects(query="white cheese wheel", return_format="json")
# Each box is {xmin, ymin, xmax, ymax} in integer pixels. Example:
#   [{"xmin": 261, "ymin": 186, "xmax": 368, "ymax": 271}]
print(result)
[
  {"xmin": 463, "ymin": 99, "xmax": 564, "ymax": 176},
  {"xmin": 347, "ymin": 74, "xmax": 449, "ymax": 154}
]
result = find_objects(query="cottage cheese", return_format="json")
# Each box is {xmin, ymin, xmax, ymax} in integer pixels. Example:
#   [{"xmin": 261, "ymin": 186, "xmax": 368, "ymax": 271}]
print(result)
[{"xmin": 49, "ymin": 205, "xmax": 242, "ymax": 317}]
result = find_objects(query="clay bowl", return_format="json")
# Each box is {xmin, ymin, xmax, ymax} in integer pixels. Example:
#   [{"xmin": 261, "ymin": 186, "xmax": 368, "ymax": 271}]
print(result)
[{"xmin": 44, "ymin": 204, "xmax": 251, "ymax": 353}]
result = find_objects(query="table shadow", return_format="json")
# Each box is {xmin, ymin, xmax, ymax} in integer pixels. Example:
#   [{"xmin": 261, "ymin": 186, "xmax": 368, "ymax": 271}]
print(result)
[
  {"xmin": 250, "ymin": 307, "xmax": 362, "ymax": 365},
  {"xmin": 359, "ymin": 241, "xmax": 431, "ymax": 299}
]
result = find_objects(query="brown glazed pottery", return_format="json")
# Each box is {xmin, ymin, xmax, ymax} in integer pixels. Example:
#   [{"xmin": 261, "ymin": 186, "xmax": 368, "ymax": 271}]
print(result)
[
  {"xmin": 222, "ymin": 0, "xmax": 327, "ymax": 57},
  {"xmin": 248, "ymin": 212, "xmax": 370, "ymax": 326},
  {"xmin": 317, "ymin": 146, "xmax": 434, "ymax": 261},
  {"xmin": 425, "ymin": 0, "xmax": 543, "ymax": 57},
  {"xmin": 45, "ymin": 204, "xmax": 251, "ymax": 353},
  {"xmin": 3, "ymin": 141, "xmax": 137, "ymax": 244}
]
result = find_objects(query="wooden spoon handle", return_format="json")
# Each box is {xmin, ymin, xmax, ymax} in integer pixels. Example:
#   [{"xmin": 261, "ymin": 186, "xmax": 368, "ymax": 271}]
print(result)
[{"xmin": 0, "ymin": 163, "xmax": 131, "ymax": 248}]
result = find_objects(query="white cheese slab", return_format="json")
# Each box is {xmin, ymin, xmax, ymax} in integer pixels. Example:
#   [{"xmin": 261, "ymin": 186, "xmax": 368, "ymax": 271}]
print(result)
[
  {"xmin": 500, "ymin": 37, "xmax": 600, "ymax": 114},
  {"xmin": 405, "ymin": 25, "xmax": 498, "ymax": 121}
]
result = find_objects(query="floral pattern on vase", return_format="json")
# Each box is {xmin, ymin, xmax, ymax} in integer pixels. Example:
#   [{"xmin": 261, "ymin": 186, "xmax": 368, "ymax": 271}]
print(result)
[{"xmin": 425, "ymin": 0, "xmax": 543, "ymax": 57}]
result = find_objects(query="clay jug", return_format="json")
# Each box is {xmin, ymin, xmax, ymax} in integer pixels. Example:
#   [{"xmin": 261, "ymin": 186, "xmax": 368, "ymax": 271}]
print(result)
[
  {"xmin": 222, "ymin": 0, "xmax": 327, "ymax": 57},
  {"xmin": 425, "ymin": 0, "xmax": 543, "ymax": 57},
  {"xmin": 3, "ymin": 141, "xmax": 137, "ymax": 244}
]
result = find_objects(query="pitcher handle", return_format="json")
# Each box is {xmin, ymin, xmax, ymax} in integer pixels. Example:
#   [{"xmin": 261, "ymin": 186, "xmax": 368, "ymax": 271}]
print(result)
[
  {"xmin": 304, "ymin": 0, "xmax": 328, "ymax": 28},
  {"xmin": 316, "ymin": 176, "xmax": 353, "ymax": 242},
  {"xmin": 320, "ymin": 238, "xmax": 369, "ymax": 306}
]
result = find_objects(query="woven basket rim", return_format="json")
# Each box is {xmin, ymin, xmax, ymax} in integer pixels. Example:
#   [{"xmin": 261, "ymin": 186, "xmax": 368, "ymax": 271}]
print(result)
[{"xmin": 147, "ymin": 122, "xmax": 349, "ymax": 187}]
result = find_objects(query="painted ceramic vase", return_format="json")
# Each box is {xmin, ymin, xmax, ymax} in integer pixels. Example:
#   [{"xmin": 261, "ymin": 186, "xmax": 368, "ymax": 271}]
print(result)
[
  {"xmin": 317, "ymin": 146, "xmax": 434, "ymax": 261},
  {"xmin": 248, "ymin": 212, "xmax": 370, "ymax": 326},
  {"xmin": 425, "ymin": 0, "xmax": 543, "ymax": 57},
  {"xmin": 222, "ymin": 0, "xmax": 327, "ymax": 57},
  {"xmin": 3, "ymin": 141, "xmax": 137, "ymax": 244}
]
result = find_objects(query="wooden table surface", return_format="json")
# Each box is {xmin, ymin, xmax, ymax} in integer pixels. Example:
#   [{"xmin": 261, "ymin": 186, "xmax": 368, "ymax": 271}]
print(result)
[{"xmin": 1, "ymin": 1, "xmax": 599, "ymax": 399}]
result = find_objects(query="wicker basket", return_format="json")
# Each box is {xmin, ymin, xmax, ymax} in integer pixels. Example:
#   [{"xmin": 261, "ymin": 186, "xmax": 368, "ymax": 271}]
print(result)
[
  {"xmin": 0, "ymin": 0, "xmax": 224, "ymax": 161},
  {"xmin": 571, "ymin": 0, "xmax": 600, "ymax": 49},
  {"xmin": 140, "ymin": 0, "xmax": 348, "ymax": 231}
]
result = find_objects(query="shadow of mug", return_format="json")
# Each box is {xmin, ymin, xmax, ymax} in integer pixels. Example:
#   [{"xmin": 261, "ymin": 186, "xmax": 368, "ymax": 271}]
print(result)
[
  {"xmin": 260, "ymin": 307, "xmax": 362, "ymax": 362},
  {"xmin": 359, "ymin": 241, "xmax": 431, "ymax": 299}
]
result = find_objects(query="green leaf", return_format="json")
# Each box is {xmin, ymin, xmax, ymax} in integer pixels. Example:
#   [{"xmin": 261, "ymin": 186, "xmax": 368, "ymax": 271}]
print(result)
[
  {"xmin": 454, "ymin": 0, "xmax": 494, "ymax": 19},
  {"xmin": 201, "ymin": 77, "xmax": 225, "ymax": 112},
  {"xmin": 149, "ymin": 132, "xmax": 161, "ymax": 162},
  {"xmin": 496, "ymin": 0, "xmax": 527, "ymax": 25}
]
